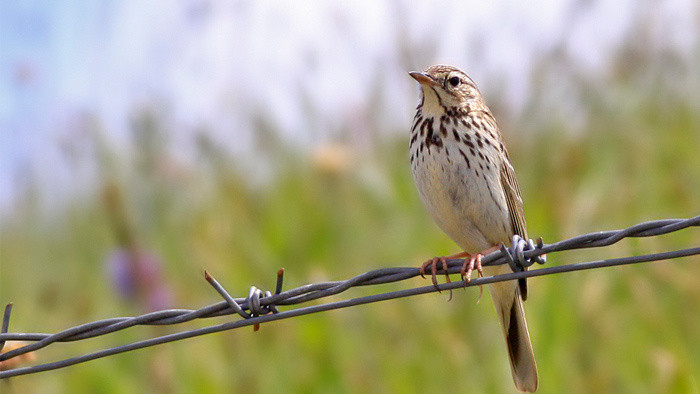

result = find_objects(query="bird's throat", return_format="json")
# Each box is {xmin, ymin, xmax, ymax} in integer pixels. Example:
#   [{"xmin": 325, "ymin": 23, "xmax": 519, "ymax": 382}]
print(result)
[{"xmin": 420, "ymin": 87, "xmax": 446, "ymax": 117}]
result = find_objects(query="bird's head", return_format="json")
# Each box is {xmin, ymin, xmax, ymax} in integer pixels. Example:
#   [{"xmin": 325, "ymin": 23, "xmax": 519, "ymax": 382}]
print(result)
[{"xmin": 409, "ymin": 65, "xmax": 482, "ymax": 113}]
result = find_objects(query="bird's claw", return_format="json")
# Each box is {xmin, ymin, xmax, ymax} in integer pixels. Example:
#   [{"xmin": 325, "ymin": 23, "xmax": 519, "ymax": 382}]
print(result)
[
  {"xmin": 420, "ymin": 256, "xmax": 453, "ymax": 300},
  {"xmin": 459, "ymin": 254, "xmax": 484, "ymax": 302},
  {"xmin": 459, "ymin": 254, "xmax": 484, "ymax": 284}
]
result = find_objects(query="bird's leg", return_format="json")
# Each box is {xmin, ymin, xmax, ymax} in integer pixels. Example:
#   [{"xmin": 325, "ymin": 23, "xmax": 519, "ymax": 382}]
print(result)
[
  {"xmin": 420, "ymin": 251, "xmax": 472, "ymax": 299},
  {"xmin": 459, "ymin": 245, "xmax": 500, "ymax": 302},
  {"xmin": 460, "ymin": 244, "xmax": 501, "ymax": 283}
]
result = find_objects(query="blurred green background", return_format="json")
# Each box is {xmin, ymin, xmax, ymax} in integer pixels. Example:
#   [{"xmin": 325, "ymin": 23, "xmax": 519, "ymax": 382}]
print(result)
[{"xmin": 1, "ymin": 1, "xmax": 699, "ymax": 393}]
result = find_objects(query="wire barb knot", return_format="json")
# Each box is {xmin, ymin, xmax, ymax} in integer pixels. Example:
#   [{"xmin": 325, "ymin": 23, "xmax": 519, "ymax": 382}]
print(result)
[
  {"xmin": 205, "ymin": 271, "xmax": 282, "ymax": 319},
  {"xmin": 500, "ymin": 235, "xmax": 548, "ymax": 272},
  {"xmin": 246, "ymin": 286, "xmax": 279, "ymax": 317}
]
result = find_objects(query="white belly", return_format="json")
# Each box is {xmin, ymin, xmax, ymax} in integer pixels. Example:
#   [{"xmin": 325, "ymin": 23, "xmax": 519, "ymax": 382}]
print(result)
[{"xmin": 411, "ymin": 139, "xmax": 512, "ymax": 254}]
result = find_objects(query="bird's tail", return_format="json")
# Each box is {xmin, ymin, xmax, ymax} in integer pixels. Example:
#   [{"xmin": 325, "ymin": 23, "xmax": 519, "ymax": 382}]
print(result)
[{"xmin": 487, "ymin": 270, "xmax": 538, "ymax": 392}]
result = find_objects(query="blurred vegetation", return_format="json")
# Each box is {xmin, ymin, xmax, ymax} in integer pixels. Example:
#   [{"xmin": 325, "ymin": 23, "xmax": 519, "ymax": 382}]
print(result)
[{"xmin": 2, "ymin": 10, "xmax": 700, "ymax": 394}]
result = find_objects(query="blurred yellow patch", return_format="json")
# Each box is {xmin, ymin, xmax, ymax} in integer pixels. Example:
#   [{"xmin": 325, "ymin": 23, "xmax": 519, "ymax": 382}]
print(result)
[
  {"xmin": 312, "ymin": 144, "xmax": 353, "ymax": 175},
  {"xmin": 0, "ymin": 342, "xmax": 35, "ymax": 371}
]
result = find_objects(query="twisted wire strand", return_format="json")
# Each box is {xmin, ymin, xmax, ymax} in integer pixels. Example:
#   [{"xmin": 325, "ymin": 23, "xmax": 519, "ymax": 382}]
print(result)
[{"xmin": 1, "ymin": 216, "xmax": 698, "ymax": 379}]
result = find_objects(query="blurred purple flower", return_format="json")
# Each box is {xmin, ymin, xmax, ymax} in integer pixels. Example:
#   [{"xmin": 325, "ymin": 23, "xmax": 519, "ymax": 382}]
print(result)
[{"xmin": 107, "ymin": 247, "xmax": 173, "ymax": 311}]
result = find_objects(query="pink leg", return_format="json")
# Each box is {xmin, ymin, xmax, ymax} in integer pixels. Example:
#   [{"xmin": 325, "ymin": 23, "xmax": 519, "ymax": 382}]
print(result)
[
  {"xmin": 459, "ymin": 244, "xmax": 501, "ymax": 283},
  {"xmin": 420, "ymin": 251, "xmax": 472, "ymax": 298}
]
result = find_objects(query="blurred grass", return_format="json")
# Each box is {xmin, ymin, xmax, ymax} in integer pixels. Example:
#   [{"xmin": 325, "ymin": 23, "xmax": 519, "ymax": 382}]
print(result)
[{"xmin": 2, "ymin": 84, "xmax": 700, "ymax": 393}]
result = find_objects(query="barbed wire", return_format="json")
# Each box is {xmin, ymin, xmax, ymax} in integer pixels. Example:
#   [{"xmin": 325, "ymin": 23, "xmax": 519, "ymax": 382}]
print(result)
[{"xmin": 1, "ymin": 215, "xmax": 698, "ymax": 379}]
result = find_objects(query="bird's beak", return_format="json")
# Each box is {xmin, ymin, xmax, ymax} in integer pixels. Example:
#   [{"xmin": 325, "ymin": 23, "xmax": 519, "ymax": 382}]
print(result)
[{"xmin": 409, "ymin": 71, "xmax": 439, "ymax": 87}]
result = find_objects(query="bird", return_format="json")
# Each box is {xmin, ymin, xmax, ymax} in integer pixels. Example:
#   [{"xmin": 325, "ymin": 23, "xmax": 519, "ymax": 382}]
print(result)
[{"xmin": 409, "ymin": 65, "xmax": 538, "ymax": 392}]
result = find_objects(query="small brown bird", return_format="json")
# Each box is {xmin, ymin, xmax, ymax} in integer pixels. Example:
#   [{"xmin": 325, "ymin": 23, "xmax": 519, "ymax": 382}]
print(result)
[{"xmin": 409, "ymin": 65, "xmax": 538, "ymax": 392}]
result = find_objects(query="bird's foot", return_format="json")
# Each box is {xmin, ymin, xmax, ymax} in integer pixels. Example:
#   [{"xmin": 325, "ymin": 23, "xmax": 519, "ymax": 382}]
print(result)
[
  {"xmin": 458, "ymin": 244, "xmax": 501, "ymax": 283},
  {"xmin": 459, "ymin": 245, "xmax": 501, "ymax": 302},
  {"xmin": 420, "ymin": 251, "xmax": 471, "ymax": 301}
]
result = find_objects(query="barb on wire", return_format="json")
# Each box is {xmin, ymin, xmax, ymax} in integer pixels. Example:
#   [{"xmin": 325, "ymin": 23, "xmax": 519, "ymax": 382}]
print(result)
[
  {"xmin": 0, "ymin": 216, "xmax": 698, "ymax": 379},
  {"xmin": 0, "ymin": 303, "xmax": 12, "ymax": 353}
]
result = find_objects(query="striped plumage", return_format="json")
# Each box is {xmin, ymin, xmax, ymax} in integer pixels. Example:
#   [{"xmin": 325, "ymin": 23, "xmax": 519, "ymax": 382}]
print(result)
[{"xmin": 409, "ymin": 65, "xmax": 537, "ymax": 392}]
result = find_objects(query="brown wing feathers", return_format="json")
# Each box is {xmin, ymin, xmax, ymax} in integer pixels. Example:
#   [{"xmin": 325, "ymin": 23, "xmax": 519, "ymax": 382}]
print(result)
[{"xmin": 500, "ymin": 155, "xmax": 529, "ymax": 300}]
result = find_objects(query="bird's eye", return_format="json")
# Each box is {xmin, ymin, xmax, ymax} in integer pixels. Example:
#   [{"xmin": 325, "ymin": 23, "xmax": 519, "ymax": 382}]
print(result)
[{"xmin": 448, "ymin": 76, "xmax": 461, "ymax": 87}]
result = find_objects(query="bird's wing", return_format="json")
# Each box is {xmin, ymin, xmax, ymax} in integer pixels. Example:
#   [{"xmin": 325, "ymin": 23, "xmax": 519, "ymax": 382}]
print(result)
[{"xmin": 499, "ymin": 154, "xmax": 529, "ymax": 299}]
